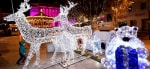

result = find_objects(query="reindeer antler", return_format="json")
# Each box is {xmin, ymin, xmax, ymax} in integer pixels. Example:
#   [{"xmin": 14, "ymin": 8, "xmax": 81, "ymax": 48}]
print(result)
[
  {"xmin": 58, "ymin": 1, "xmax": 77, "ymax": 16},
  {"xmin": 18, "ymin": 1, "xmax": 30, "ymax": 13},
  {"xmin": 68, "ymin": 1, "xmax": 78, "ymax": 9},
  {"xmin": 65, "ymin": 1, "xmax": 78, "ymax": 11},
  {"xmin": 24, "ymin": 0, "xmax": 30, "ymax": 2}
]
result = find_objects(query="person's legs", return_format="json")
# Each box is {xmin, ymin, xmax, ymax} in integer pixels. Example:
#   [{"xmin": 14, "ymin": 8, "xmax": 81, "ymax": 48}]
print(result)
[
  {"xmin": 16, "ymin": 53, "xmax": 23, "ymax": 64},
  {"xmin": 21, "ymin": 54, "xmax": 27, "ymax": 64}
]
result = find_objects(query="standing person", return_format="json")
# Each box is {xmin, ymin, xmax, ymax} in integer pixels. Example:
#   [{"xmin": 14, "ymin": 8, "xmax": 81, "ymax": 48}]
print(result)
[{"xmin": 16, "ymin": 40, "xmax": 27, "ymax": 65}]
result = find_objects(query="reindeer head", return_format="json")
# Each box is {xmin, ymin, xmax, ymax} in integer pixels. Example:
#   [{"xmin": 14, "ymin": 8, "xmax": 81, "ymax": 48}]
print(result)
[
  {"xmin": 59, "ymin": 1, "xmax": 77, "ymax": 16},
  {"xmin": 4, "ymin": 2, "xmax": 30, "ymax": 21},
  {"xmin": 4, "ymin": 13, "xmax": 17, "ymax": 21}
]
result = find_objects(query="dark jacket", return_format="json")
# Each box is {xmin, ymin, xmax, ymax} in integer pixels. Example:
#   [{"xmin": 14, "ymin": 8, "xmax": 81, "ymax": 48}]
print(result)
[{"xmin": 19, "ymin": 41, "xmax": 26, "ymax": 55}]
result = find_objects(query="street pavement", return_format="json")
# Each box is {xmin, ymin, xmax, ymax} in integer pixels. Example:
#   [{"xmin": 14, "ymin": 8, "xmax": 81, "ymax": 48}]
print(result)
[{"xmin": 0, "ymin": 36, "xmax": 150, "ymax": 69}]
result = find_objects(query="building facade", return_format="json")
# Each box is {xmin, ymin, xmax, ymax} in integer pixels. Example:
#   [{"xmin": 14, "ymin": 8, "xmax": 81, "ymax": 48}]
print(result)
[{"xmin": 117, "ymin": 0, "xmax": 150, "ymax": 39}]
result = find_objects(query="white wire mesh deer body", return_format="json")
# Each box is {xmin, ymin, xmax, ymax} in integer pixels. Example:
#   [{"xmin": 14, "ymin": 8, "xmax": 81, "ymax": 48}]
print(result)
[{"xmin": 50, "ymin": 1, "xmax": 93, "ymax": 66}]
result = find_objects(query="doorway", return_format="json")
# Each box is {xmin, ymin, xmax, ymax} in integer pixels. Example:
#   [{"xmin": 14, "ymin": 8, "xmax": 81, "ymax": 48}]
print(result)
[{"xmin": 130, "ymin": 20, "xmax": 137, "ymax": 26}]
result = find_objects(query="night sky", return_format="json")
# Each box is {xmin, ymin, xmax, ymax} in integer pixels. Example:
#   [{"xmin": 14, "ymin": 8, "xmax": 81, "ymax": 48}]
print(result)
[
  {"xmin": 0, "ymin": 0, "xmax": 65, "ymax": 13},
  {"xmin": 0, "ymin": 0, "xmax": 107, "ymax": 18}
]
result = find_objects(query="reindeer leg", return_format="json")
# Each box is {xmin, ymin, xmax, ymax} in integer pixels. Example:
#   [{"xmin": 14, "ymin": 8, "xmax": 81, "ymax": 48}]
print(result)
[
  {"xmin": 67, "ymin": 49, "xmax": 74, "ymax": 65},
  {"xmin": 81, "ymin": 44, "xmax": 86, "ymax": 55},
  {"xmin": 50, "ymin": 42, "xmax": 57, "ymax": 63},
  {"xmin": 98, "ymin": 41, "xmax": 102, "ymax": 54},
  {"xmin": 81, "ymin": 38, "xmax": 87, "ymax": 55},
  {"xmin": 92, "ymin": 43, "xmax": 96, "ymax": 56},
  {"xmin": 62, "ymin": 51, "xmax": 67, "ymax": 66},
  {"xmin": 23, "ymin": 43, "xmax": 35, "ymax": 69},
  {"xmin": 70, "ymin": 50, "xmax": 75, "ymax": 60},
  {"xmin": 32, "ymin": 43, "xmax": 41, "ymax": 68}
]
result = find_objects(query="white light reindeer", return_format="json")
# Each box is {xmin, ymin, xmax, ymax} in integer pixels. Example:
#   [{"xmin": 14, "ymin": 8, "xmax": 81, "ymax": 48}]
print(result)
[
  {"xmin": 50, "ymin": 1, "xmax": 77, "ymax": 65},
  {"xmin": 53, "ymin": 1, "xmax": 93, "ymax": 56},
  {"xmin": 49, "ymin": 1, "xmax": 93, "ymax": 66}
]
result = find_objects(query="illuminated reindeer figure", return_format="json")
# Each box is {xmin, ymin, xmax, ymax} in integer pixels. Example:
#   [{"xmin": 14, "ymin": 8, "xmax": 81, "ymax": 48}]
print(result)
[
  {"xmin": 3, "ymin": 1, "xmax": 61, "ymax": 69},
  {"xmin": 50, "ymin": 1, "xmax": 78, "ymax": 65},
  {"xmin": 54, "ymin": 1, "xmax": 93, "ymax": 56},
  {"xmin": 49, "ymin": 1, "xmax": 92, "ymax": 67}
]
